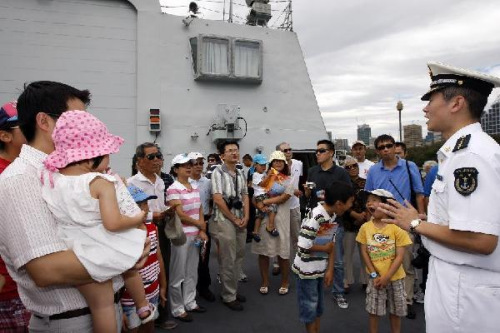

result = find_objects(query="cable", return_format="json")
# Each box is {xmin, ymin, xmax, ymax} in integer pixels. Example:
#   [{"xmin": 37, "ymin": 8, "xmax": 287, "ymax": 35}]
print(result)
[{"xmin": 237, "ymin": 116, "xmax": 248, "ymax": 138}]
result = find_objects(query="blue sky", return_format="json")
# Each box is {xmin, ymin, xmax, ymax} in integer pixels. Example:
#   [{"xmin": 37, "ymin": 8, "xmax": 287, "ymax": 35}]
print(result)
[{"xmin": 161, "ymin": 0, "xmax": 500, "ymax": 143}]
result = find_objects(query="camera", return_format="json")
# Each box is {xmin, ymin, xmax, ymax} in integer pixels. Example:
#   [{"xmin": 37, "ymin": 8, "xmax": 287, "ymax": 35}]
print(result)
[
  {"xmin": 305, "ymin": 182, "xmax": 316, "ymax": 190},
  {"xmin": 225, "ymin": 197, "xmax": 243, "ymax": 210},
  {"xmin": 411, "ymin": 246, "xmax": 430, "ymax": 269}
]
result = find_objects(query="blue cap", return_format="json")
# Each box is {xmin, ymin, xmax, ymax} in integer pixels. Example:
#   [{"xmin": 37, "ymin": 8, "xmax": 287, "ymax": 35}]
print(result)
[
  {"xmin": 253, "ymin": 154, "xmax": 268, "ymax": 165},
  {"xmin": 127, "ymin": 184, "xmax": 158, "ymax": 203}
]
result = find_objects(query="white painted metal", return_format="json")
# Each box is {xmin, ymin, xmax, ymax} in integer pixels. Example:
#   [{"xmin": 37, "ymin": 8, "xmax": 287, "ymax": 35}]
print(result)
[{"xmin": 1, "ymin": 0, "xmax": 327, "ymax": 176}]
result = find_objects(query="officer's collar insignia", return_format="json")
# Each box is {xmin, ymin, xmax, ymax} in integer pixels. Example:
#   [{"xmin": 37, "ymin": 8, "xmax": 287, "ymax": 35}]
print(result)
[
  {"xmin": 444, "ymin": 147, "xmax": 451, "ymax": 153},
  {"xmin": 452, "ymin": 134, "xmax": 471, "ymax": 152},
  {"xmin": 453, "ymin": 167, "xmax": 478, "ymax": 196},
  {"xmin": 436, "ymin": 174, "xmax": 443, "ymax": 181}
]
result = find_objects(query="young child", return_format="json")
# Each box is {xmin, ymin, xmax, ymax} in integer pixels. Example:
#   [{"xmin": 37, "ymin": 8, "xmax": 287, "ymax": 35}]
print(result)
[
  {"xmin": 251, "ymin": 154, "xmax": 279, "ymax": 241},
  {"xmin": 121, "ymin": 185, "xmax": 172, "ymax": 332},
  {"xmin": 292, "ymin": 181, "xmax": 354, "ymax": 333},
  {"xmin": 356, "ymin": 189, "xmax": 412, "ymax": 333},
  {"xmin": 41, "ymin": 111, "xmax": 155, "ymax": 332}
]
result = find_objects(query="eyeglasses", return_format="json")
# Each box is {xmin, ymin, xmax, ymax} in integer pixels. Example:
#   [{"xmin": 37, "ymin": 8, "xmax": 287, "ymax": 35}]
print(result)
[
  {"xmin": 376, "ymin": 143, "xmax": 394, "ymax": 151},
  {"xmin": 193, "ymin": 162, "xmax": 204, "ymax": 166},
  {"xmin": 315, "ymin": 148, "xmax": 330, "ymax": 155},
  {"xmin": 145, "ymin": 152, "xmax": 163, "ymax": 160},
  {"xmin": 208, "ymin": 159, "xmax": 216, "ymax": 163},
  {"xmin": 224, "ymin": 149, "xmax": 239, "ymax": 154},
  {"xmin": 282, "ymin": 148, "xmax": 292, "ymax": 153},
  {"xmin": 345, "ymin": 164, "xmax": 358, "ymax": 170}
]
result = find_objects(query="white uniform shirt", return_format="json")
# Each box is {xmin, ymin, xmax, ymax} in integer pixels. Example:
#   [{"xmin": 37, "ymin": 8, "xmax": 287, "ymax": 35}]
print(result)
[
  {"xmin": 357, "ymin": 159, "xmax": 374, "ymax": 179},
  {"xmin": 288, "ymin": 159, "xmax": 303, "ymax": 209},
  {"xmin": 127, "ymin": 171, "xmax": 167, "ymax": 221},
  {"xmin": 423, "ymin": 123, "xmax": 500, "ymax": 271},
  {"xmin": 0, "ymin": 145, "xmax": 123, "ymax": 315}
]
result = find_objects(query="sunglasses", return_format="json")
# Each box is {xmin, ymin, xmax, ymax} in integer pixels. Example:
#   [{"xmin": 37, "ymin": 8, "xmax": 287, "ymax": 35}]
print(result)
[
  {"xmin": 282, "ymin": 148, "xmax": 292, "ymax": 153},
  {"xmin": 208, "ymin": 159, "xmax": 216, "ymax": 163},
  {"xmin": 178, "ymin": 162, "xmax": 193, "ymax": 168},
  {"xmin": 315, "ymin": 148, "xmax": 330, "ymax": 155},
  {"xmin": 376, "ymin": 143, "xmax": 394, "ymax": 151},
  {"xmin": 145, "ymin": 152, "xmax": 163, "ymax": 160},
  {"xmin": 345, "ymin": 164, "xmax": 358, "ymax": 170}
]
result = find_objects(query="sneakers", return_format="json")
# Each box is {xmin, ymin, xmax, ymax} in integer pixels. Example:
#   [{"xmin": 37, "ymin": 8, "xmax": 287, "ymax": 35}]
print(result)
[
  {"xmin": 413, "ymin": 290, "xmax": 425, "ymax": 304},
  {"xmin": 333, "ymin": 294, "xmax": 349, "ymax": 309}
]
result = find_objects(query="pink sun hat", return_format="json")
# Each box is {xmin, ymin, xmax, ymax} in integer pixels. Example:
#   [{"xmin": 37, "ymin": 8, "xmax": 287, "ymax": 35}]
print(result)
[{"xmin": 44, "ymin": 110, "xmax": 124, "ymax": 171}]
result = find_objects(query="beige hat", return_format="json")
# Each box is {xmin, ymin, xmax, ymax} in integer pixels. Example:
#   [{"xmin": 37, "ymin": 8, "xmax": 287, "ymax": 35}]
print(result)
[
  {"xmin": 351, "ymin": 140, "xmax": 366, "ymax": 148},
  {"xmin": 269, "ymin": 150, "xmax": 287, "ymax": 164}
]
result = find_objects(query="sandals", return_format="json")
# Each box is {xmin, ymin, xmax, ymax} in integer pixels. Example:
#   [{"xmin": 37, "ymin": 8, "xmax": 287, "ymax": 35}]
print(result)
[
  {"xmin": 137, "ymin": 303, "xmax": 157, "ymax": 324},
  {"xmin": 252, "ymin": 233, "xmax": 261, "ymax": 242},
  {"xmin": 266, "ymin": 227, "xmax": 279, "ymax": 237},
  {"xmin": 259, "ymin": 286, "xmax": 269, "ymax": 295},
  {"xmin": 278, "ymin": 286, "xmax": 289, "ymax": 295}
]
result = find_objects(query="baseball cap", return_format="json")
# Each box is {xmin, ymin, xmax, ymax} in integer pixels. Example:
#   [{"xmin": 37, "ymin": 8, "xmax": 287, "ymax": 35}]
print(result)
[
  {"xmin": 127, "ymin": 184, "xmax": 158, "ymax": 203},
  {"xmin": 172, "ymin": 153, "xmax": 191, "ymax": 166},
  {"xmin": 351, "ymin": 140, "xmax": 366, "ymax": 148},
  {"xmin": 0, "ymin": 101, "xmax": 18, "ymax": 128},
  {"xmin": 253, "ymin": 154, "xmax": 268, "ymax": 165},
  {"xmin": 188, "ymin": 152, "xmax": 204, "ymax": 160},
  {"xmin": 364, "ymin": 189, "xmax": 395, "ymax": 200}
]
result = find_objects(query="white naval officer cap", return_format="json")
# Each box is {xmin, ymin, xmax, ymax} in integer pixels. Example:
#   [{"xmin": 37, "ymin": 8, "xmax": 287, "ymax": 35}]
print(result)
[{"xmin": 421, "ymin": 61, "xmax": 500, "ymax": 101}]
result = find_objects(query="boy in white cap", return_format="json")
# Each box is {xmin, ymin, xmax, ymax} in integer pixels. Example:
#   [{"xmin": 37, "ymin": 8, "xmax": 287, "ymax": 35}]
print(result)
[
  {"xmin": 356, "ymin": 189, "xmax": 411, "ymax": 333},
  {"xmin": 380, "ymin": 61, "xmax": 500, "ymax": 333}
]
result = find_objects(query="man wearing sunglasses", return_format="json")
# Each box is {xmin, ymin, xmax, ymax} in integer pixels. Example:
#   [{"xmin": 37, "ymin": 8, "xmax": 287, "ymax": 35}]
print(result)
[
  {"xmin": 364, "ymin": 134, "xmax": 425, "ymax": 319},
  {"xmin": 304, "ymin": 139, "xmax": 351, "ymax": 310}
]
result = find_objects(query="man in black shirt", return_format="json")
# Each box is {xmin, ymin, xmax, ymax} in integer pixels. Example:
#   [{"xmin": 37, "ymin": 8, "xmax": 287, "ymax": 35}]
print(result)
[{"xmin": 304, "ymin": 139, "xmax": 351, "ymax": 310}]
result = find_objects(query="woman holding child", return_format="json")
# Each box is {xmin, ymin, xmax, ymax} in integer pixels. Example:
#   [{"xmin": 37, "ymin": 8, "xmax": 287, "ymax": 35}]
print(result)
[{"xmin": 251, "ymin": 151, "xmax": 294, "ymax": 295}]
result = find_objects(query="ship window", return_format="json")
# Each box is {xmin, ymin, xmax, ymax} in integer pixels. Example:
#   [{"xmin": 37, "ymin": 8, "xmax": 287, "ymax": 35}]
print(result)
[
  {"xmin": 234, "ymin": 40, "xmax": 260, "ymax": 78},
  {"xmin": 201, "ymin": 37, "xmax": 230, "ymax": 75}
]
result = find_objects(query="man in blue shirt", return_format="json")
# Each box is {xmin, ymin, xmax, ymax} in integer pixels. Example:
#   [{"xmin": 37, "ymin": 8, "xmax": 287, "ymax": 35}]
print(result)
[{"xmin": 365, "ymin": 134, "xmax": 424, "ymax": 319}]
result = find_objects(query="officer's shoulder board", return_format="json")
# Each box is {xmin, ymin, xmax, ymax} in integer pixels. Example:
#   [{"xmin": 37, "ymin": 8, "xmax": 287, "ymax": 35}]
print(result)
[{"xmin": 452, "ymin": 134, "xmax": 471, "ymax": 152}]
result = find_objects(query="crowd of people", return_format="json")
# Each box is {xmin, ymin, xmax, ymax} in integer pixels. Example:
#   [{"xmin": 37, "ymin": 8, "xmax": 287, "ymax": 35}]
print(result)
[{"xmin": 0, "ymin": 59, "xmax": 500, "ymax": 333}]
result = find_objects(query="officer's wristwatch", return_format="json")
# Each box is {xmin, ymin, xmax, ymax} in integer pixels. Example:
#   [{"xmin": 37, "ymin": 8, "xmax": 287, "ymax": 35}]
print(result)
[
  {"xmin": 369, "ymin": 272, "xmax": 378, "ymax": 279},
  {"xmin": 409, "ymin": 219, "xmax": 422, "ymax": 233}
]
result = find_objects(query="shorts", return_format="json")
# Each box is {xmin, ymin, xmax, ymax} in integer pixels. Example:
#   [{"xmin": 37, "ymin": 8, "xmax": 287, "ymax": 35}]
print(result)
[
  {"xmin": 0, "ymin": 297, "xmax": 31, "ymax": 329},
  {"xmin": 296, "ymin": 277, "xmax": 324, "ymax": 324},
  {"xmin": 254, "ymin": 194, "xmax": 277, "ymax": 219},
  {"xmin": 122, "ymin": 294, "xmax": 160, "ymax": 329},
  {"xmin": 365, "ymin": 278, "xmax": 407, "ymax": 317}
]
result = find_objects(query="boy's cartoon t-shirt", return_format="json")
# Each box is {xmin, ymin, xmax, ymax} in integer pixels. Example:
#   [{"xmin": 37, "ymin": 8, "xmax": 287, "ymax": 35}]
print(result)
[{"xmin": 356, "ymin": 220, "xmax": 412, "ymax": 281}]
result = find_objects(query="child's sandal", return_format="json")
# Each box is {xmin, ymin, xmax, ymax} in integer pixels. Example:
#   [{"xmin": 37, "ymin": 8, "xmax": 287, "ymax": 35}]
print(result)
[
  {"xmin": 137, "ymin": 303, "xmax": 157, "ymax": 324},
  {"xmin": 266, "ymin": 227, "xmax": 279, "ymax": 237}
]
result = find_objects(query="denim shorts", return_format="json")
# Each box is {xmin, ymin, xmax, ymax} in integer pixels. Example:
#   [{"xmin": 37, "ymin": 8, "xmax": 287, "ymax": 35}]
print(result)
[
  {"xmin": 296, "ymin": 277, "xmax": 324, "ymax": 324},
  {"xmin": 122, "ymin": 294, "xmax": 160, "ymax": 329}
]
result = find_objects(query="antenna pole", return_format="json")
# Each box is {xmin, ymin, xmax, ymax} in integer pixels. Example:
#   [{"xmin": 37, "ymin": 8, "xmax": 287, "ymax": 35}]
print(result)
[{"xmin": 228, "ymin": 0, "xmax": 233, "ymax": 23}]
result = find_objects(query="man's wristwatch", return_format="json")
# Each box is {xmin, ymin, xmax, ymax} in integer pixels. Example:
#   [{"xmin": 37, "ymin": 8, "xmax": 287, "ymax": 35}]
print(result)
[
  {"xmin": 369, "ymin": 272, "xmax": 378, "ymax": 279},
  {"xmin": 409, "ymin": 219, "xmax": 422, "ymax": 233}
]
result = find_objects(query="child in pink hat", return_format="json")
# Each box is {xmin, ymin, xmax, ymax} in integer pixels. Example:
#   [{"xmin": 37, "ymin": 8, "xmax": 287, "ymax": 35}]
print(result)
[{"xmin": 41, "ymin": 110, "xmax": 155, "ymax": 332}]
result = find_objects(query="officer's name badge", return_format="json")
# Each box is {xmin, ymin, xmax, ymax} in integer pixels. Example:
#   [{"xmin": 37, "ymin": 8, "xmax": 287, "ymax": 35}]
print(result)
[{"xmin": 453, "ymin": 167, "xmax": 478, "ymax": 196}]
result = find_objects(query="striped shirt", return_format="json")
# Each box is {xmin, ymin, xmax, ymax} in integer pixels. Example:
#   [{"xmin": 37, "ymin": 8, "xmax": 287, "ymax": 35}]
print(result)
[
  {"xmin": 121, "ymin": 220, "xmax": 160, "ymax": 306},
  {"xmin": 211, "ymin": 164, "xmax": 248, "ymax": 222},
  {"xmin": 166, "ymin": 180, "xmax": 201, "ymax": 236},
  {"xmin": 292, "ymin": 203, "xmax": 338, "ymax": 279}
]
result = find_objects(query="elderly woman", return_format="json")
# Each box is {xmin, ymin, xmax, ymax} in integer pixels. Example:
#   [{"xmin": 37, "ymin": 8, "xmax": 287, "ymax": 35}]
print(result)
[
  {"xmin": 342, "ymin": 156, "xmax": 369, "ymax": 292},
  {"xmin": 251, "ymin": 151, "xmax": 294, "ymax": 295}
]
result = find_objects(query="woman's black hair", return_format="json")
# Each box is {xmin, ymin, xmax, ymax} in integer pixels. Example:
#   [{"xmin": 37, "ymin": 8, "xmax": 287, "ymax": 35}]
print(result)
[
  {"xmin": 270, "ymin": 159, "xmax": 289, "ymax": 176},
  {"xmin": 91, "ymin": 155, "xmax": 105, "ymax": 170}
]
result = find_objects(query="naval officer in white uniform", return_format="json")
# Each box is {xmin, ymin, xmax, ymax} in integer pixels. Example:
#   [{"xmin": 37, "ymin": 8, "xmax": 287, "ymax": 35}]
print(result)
[{"xmin": 379, "ymin": 61, "xmax": 500, "ymax": 333}]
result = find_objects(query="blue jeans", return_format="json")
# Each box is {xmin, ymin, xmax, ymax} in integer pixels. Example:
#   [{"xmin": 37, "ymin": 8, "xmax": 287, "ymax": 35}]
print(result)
[
  {"xmin": 296, "ymin": 277, "xmax": 324, "ymax": 324},
  {"xmin": 331, "ymin": 226, "xmax": 345, "ymax": 295}
]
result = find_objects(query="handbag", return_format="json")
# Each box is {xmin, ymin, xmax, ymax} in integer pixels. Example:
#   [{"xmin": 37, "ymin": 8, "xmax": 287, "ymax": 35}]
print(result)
[{"xmin": 164, "ymin": 213, "xmax": 186, "ymax": 246}]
